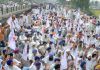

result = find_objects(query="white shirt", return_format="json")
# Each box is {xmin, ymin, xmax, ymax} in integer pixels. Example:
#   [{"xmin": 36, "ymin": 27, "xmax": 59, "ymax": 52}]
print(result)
[
  {"xmin": 96, "ymin": 26, "xmax": 100, "ymax": 34},
  {"xmin": 6, "ymin": 65, "xmax": 21, "ymax": 70},
  {"xmin": 61, "ymin": 51, "xmax": 67, "ymax": 70},
  {"xmin": 19, "ymin": 35, "xmax": 27, "ymax": 41},
  {"xmin": 42, "ymin": 55, "xmax": 49, "ymax": 63},
  {"xmin": 18, "ymin": 18, "xmax": 24, "ymax": 26},
  {"xmin": 13, "ymin": 59, "xmax": 21, "ymax": 66},
  {"xmin": 29, "ymin": 63, "xmax": 36, "ymax": 70},
  {"xmin": 95, "ymin": 39, "xmax": 100, "ymax": 47},
  {"xmin": 46, "ymin": 20, "xmax": 50, "ymax": 28},
  {"xmin": 86, "ymin": 59, "xmax": 92, "ymax": 70}
]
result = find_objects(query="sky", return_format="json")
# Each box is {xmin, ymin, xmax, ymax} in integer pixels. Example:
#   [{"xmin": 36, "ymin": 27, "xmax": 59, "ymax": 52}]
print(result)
[{"xmin": 90, "ymin": 0, "xmax": 100, "ymax": 2}]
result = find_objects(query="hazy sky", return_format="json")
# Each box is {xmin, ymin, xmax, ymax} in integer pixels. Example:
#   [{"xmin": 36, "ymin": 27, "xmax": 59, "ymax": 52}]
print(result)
[{"xmin": 90, "ymin": 0, "xmax": 100, "ymax": 2}]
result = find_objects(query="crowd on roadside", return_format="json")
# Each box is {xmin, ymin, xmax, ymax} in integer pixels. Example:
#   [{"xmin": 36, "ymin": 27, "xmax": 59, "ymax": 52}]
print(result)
[{"xmin": 0, "ymin": 4, "xmax": 100, "ymax": 70}]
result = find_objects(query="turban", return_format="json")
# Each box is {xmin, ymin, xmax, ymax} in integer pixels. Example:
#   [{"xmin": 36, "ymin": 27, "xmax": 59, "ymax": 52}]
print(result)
[
  {"xmin": 35, "ymin": 62, "xmax": 41, "ymax": 66},
  {"xmin": 46, "ymin": 47, "xmax": 51, "ymax": 51},
  {"xmin": 80, "ymin": 61, "xmax": 86, "ymax": 68},
  {"xmin": 32, "ymin": 49, "xmax": 37, "ymax": 53},
  {"xmin": 54, "ymin": 58, "xmax": 60, "ymax": 62},
  {"xmin": 35, "ymin": 56, "xmax": 40, "ymax": 61},
  {"xmin": 2, "ymin": 50, "xmax": 6, "ymax": 54},
  {"xmin": 7, "ymin": 59, "xmax": 13, "ymax": 66},
  {"xmin": 13, "ymin": 48, "xmax": 19, "ymax": 54}
]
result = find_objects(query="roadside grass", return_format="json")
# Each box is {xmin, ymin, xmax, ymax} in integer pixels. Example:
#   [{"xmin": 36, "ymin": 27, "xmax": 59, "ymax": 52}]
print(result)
[{"xmin": 90, "ymin": 9, "xmax": 100, "ymax": 18}]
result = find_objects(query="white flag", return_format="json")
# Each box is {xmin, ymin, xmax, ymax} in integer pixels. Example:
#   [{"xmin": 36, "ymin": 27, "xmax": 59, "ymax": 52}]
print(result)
[
  {"xmin": 8, "ymin": 30, "xmax": 16, "ymax": 50},
  {"xmin": 61, "ymin": 50, "xmax": 67, "ymax": 70}
]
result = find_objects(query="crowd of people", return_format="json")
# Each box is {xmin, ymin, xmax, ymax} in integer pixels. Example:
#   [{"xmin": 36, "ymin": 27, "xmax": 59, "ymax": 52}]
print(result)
[{"xmin": 0, "ymin": 4, "xmax": 100, "ymax": 70}]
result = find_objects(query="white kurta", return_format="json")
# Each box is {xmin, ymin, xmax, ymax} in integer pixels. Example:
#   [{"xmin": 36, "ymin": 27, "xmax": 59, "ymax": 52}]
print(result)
[
  {"xmin": 14, "ymin": 18, "xmax": 21, "ymax": 31},
  {"xmin": 18, "ymin": 18, "xmax": 24, "ymax": 26}
]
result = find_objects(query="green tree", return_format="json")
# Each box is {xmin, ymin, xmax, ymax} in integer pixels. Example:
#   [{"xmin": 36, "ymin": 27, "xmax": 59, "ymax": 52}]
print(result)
[
  {"xmin": 0, "ymin": 0, "xmax": 8, "ymax": 4},
  {"xmin": 58, "ymin": 0, "xmax": 67, "ymax": 6},
  {"xmin": 71, "ymin": 0, "xmax": 77, "ymax": 8},
  {"xmin": 71, "ymin": 0, "xmax": 90, "ymax": 10}
]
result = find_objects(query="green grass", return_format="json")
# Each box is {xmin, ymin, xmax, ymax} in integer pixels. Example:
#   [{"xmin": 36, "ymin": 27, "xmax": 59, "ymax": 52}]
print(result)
[{"xmin": 91, "ymin": 9, "xmax": 100, "ymax": 17}]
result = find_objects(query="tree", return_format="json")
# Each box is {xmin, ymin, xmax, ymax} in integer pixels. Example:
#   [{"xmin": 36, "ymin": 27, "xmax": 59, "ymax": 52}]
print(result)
[
  {"xmin": 71, "ymin": 0, "xmax": 77, "ymax": 8},
  {"xmin": 0, "ymin": 0, "xmax": 8, "ymax": 4},
  {"xmin": 58, "ymin": 0, "xmax": 67, "ymax": 6},
  {"xmin": 71, "ymin": 0, "xmax": 90, "ymax": 10}
]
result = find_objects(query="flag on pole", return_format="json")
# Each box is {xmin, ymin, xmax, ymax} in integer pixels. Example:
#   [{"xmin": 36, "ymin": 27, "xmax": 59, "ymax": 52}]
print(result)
[{"xmin": 8, "ymin": 30, "xmax": 16, "ymax": 50}]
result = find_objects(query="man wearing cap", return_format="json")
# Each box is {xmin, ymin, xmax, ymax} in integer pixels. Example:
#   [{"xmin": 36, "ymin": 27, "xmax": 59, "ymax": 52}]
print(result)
[
  {"xmin": 29, "ymin": 56, "xmax": 44, "ymax": 70},
  {"xmin": 6, "ymin": 59, "xmax": 21, "ymax": 70}
]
